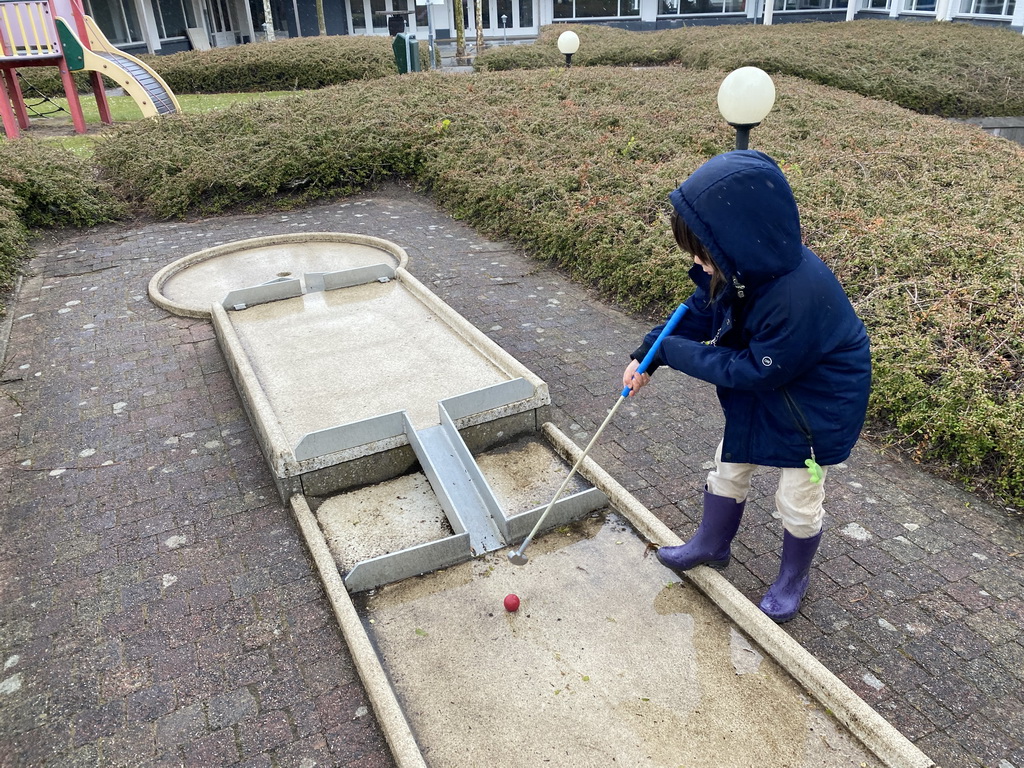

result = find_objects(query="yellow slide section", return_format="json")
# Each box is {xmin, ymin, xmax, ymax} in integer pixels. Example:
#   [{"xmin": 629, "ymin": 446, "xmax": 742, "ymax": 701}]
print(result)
[{"xmin": 56, "ymin": 15, "xmax": 180, "ymax": 118}]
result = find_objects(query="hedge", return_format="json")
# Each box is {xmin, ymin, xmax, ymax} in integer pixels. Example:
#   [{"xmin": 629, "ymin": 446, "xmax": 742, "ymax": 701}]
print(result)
[{"xmin": 2, "ymin": 24, "xmax": 1023, "ymax": 508}]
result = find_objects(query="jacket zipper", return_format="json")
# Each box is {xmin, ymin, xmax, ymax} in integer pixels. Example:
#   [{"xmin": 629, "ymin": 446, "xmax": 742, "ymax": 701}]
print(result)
[
  {"xmin": 782, "ymin": 387, "xmax": 816, "ymax": 463},
  {"xmin": 706, "ymin": 280, "xmax": 745, "ymax": 346},
  {"xmin": 782, "ymin": 388, "xmax": 825, "ymax": 482}
]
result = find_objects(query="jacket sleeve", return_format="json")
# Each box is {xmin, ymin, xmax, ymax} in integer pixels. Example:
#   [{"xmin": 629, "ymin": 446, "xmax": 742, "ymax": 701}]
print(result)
[
  {"xmin": 657, "ymin": 280, "xmax": 826, "ymax": 391},
  {"xmin": 630, "ymin": 267, "xmax": 715, "ymax": 373}
]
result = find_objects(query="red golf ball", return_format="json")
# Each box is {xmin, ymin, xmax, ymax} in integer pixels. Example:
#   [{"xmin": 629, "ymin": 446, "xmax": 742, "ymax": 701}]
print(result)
[{"xmin": 504, "ymin": 594, "xmax": 520, "ymax": 612}]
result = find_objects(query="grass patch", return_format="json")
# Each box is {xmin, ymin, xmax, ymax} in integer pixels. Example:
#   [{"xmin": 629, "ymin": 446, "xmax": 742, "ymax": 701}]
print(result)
[
  {"xmin": 78, "ymin": 90, "xmax": 298, "ymax": 120},
  {"xmin": 23, "ymin": 91, "xmax": 298, "ymax": 157}
]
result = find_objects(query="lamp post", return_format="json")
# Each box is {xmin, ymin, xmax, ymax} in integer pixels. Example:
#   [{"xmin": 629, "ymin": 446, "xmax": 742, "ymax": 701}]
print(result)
[
  {"xmin": 717, "ymin": 66, "xmax": 776, "ymax": 151},
  {"xmin": 557, "ymin": 30, "xmax": 580, "ymax": 68},
  {"xmin": 426, "ymin": 0, "xmax": 436, "ymax": 70}
]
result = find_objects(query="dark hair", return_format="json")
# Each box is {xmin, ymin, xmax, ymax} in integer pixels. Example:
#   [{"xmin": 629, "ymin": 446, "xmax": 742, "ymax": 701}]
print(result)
[{"xmin": 671, "ymin": 210, "xmax": 725, "ymax": 299}]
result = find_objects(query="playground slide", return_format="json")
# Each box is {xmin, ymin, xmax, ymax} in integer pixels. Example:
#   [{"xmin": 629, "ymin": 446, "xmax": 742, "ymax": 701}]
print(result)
[{"xmin": 55, "ymin": 14, "xmax": 179, "ymax": 118}]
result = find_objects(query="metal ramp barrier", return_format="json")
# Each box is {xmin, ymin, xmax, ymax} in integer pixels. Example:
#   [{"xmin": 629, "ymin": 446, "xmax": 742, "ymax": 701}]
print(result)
[{"xmin": 338, "ymin": 390, "xmax": 607, "ymax": 593}]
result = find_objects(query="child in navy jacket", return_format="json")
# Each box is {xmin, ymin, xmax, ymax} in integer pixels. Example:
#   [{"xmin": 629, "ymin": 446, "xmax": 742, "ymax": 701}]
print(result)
[{"xmin": 623, "ymin": 150, "xmax": 871, "ymax": 622}]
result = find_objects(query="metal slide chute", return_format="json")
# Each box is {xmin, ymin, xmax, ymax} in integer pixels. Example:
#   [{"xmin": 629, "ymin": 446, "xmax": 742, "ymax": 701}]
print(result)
[{"xmin": 55, "ymin": 14, "xmax": 179, "ymax": 118}]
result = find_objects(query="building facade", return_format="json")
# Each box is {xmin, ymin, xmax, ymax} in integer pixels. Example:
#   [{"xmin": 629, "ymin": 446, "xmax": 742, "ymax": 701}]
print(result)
[{"xmin": 87, "ymin": 0, "xmax": 1021, "ymax": 59}]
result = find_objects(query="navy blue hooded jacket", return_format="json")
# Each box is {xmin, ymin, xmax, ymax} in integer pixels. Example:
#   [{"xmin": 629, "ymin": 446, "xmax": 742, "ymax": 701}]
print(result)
[{"xmin": 633, "ymin": 151, "xmax": 871, "ymax": 468}]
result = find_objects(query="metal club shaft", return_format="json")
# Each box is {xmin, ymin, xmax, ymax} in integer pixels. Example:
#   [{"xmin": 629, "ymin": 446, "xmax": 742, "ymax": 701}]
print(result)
[
  {"xmin": 506, "ymin": 302, "xmax": 689, "ymax": 567},
  {"xmin": 507, "ymin": 395, "xmax": 627, "ymax": 565}
]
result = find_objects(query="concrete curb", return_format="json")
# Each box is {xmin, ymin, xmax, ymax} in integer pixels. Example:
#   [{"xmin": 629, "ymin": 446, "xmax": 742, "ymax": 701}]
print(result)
[
  {"xmin": 541, "ymin": 421, "xmax": 936, "ymax": 768},
  {"xmin": 289, "ymin": 494, "xmax": 428, "ymax": 768},
  {"xmin": 211, "ymin": 302, "xmax": 299, "ymax": 499},
  {"xmin": 148, "ymin": 232, "xmax": 411, "ymax": 318},
  {"xmin": 0, "ymin": 275, "xmax": 23, "ymax": 371}
]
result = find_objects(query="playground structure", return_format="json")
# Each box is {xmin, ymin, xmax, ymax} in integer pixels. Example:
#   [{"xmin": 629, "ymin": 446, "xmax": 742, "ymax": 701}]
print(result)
[{"xmin": 0, "ymin": 0, "xmax": 178, "ymax": 139}]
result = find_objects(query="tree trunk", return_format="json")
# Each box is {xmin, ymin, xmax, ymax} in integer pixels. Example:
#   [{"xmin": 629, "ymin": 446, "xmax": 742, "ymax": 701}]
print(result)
[
  {"xmin": 262, "ymin": 0, "xmax": 276, "ymax": 40},
  {"xmin": 454, "ymin": 0, "xmax": 466, "ymax": 59},
  {"xmin": 474, "ymin": 0, "xmax": 484, "ymax": 52}
]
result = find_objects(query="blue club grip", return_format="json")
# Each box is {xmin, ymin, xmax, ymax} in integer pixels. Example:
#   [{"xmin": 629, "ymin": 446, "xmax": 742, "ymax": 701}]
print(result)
[{"xmin": 621, "ymin": 303, "xmax": 689, "ymax": 397}]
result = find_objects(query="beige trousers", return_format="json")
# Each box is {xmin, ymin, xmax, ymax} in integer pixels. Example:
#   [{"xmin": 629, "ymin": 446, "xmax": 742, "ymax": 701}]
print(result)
[{"xmin": 705, "ymin": 440, "xmax": 827, "ymax": 539}]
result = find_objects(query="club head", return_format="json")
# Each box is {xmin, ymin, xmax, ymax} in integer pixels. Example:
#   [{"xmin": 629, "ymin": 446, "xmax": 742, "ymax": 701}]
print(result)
[{"xmin": 507, "ymin": 550, "xmax": 529, "ymax": 566}]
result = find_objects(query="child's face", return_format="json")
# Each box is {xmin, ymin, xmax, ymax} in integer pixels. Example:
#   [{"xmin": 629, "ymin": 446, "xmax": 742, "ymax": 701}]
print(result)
[{"xmin": 693, "ymin": 254, "xmax": 714, "ymax": 276}]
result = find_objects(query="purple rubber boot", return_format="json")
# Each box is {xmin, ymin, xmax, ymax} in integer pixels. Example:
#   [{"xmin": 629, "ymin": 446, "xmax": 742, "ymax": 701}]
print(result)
[
  {"xmin": 759, "ymin": 530, "xmax": 822, "ymax": 623},
  {"xmin": 656, "ymin": 490, "xmax": 745, "ymax": 571}
]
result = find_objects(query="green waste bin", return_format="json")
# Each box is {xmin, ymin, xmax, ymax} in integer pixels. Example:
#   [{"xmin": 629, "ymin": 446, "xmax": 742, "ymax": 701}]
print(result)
[{"xmin": 393, "ymin": 33, "xmax": 421, "ymax": 74}]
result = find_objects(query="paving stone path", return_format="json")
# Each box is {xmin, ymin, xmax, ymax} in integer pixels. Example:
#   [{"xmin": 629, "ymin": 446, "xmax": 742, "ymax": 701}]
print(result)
[{"xmin": 1, "ymin": 184, "xmax": 1021, "ymax": 767}]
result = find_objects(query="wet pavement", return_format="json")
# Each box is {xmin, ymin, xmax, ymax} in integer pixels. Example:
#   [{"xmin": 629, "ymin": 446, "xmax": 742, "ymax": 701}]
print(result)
[
  {"xmin": 359, "ymin": 511, "xmax": 885, "ymax": 768},
  {"xmin": 1, "ymin": 183, "xmax": 1022, "ymax": 767}
]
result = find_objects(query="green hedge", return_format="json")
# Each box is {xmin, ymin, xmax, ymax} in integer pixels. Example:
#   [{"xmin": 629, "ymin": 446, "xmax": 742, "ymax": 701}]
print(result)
[
  {"xmin": 0, "ymin": 186, "xmax": 28, "ymax": 294},
  {"xmin": 151, "ymin": 35, "xmax": 400, "ymax": 93},
  {"xmin": 86, "ymin": 67, "xmax": 1024, "ymax": 502},
  {"xmin": 16, "ymin": 35, "xmax": 401, "ymax": 96},
  {"xmin": 15, "ymin": 21, "xmax": 1023, "ymax": 116},
  {"xmin": 477, "ymin": 21, "xmax": 1024, "ymax": 118},
  {"xmin": 3, "ymin": 23, "xmax": 1024, "ymax": 507},
  {"xmin": 0, "ymin": 141, "xmax": 123, "ymax": 292}
]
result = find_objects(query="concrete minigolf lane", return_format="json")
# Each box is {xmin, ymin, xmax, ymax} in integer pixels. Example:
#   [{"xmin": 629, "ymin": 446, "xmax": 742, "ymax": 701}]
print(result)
[{"xmin": 359, "ymin": 513, "xmax": 881, "ymax": 768}]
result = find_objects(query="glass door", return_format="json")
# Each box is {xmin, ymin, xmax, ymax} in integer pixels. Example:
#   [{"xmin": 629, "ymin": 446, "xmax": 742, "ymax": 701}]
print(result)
[
  {"xmin": 350, "ymin": 0, "xmax": 413, "ymax": 34},
  {"xmin": 463, "ymin": 0, "xmax": 536, "ymax": 37},
  {"xmin": 205, "ymin": 0, "xmax": 240, "ymax": 44},
  {"xmin": 83, "ymin": 0, "xmax": 145, "ymax": 44}
]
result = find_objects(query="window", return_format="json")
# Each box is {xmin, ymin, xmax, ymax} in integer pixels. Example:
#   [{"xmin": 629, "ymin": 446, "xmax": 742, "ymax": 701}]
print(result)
[
  {"xmin": 519, "ymin": 0, "xmax": 534, "ymax": 25},
  {"xmin": 82, "ymin": 0, "xmax": 144, "ymax": 44},
  {"xmin": 774, "ymin": 0, "xmax": 848, "ymax": 9},
  {"xmin": 903, "ymin": 0, "xmax": 936, "ymax": 10},
  {"xmin": 249, "ymin": 0, "xmax": 292, "ymax": 38},
  {"xmin": 497, "ymin": 0, "xmax": 513, "ymax": 27},
  {"xmin": 154, "ymin": 0, "xmax": 197, "ymax": 38},
  {"xmin": 351, "ymin": 0, "xmax": 366, "ymax": 33},
  {"xmin": 659, "ymin": 0, "xmax": 744, "ymax": 12},
  {"xmin": 371, "ymin": 0, "xmax": 388, "ymax": 31},
  {"xmin": 461, "ymin": 0, "xmax": 492, "ymax": 29},
  {"xmin": 554, "ymin": 0, "xmax": 639, "ymax": 18},
  {"xmin": 958, "ymin": 0, "xmax": 1013, "ymax": 13},
  {"xmin": 866, "ymin": 0, "xmax": 890, "ymax": 9}
]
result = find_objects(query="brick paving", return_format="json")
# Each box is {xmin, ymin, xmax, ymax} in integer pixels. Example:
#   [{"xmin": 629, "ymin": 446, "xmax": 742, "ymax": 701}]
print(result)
[{"xmin": 1, "ymin": 184, "xmax": 1022, "ymax": 767}]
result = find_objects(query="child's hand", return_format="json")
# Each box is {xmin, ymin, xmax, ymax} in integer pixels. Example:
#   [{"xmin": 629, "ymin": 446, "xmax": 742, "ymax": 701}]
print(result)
[{"xmin": 622, "ymin": 359, "xmax": 650, "ymax": 396}]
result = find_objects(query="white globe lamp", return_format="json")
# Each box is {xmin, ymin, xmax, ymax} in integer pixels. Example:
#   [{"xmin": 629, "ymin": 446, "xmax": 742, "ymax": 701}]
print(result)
[
  {"xmin": 717, "ymin": 67, "xmax": 776, "ymax": 150},
  {"xmin": 557, "ymin": 30, "xmax": 580, "ymax": 68}
]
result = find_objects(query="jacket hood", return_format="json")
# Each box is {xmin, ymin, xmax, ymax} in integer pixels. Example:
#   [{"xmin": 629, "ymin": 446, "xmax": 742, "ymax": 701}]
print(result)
[{"xmin": 668, "ymin": 151, "xmax": 803, "ymax": 290}]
